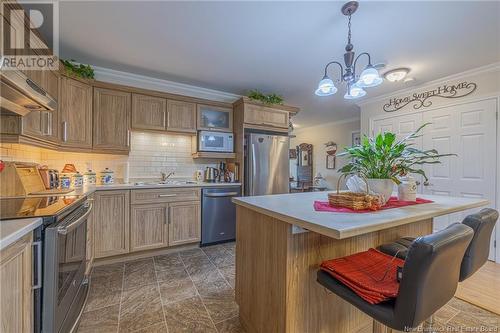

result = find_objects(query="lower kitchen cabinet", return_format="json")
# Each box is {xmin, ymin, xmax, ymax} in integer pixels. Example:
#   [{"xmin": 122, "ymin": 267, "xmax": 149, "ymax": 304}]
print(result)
[
  {"xmin": 85, "ymin": 193, "xmax": 95, "ymax": 274},
  {"xmin": 0, "ymin": 233, "xmax": 33, "ymax": 333},
  {"xmin": 93, "ymin": 190, "xmax": 130, "ymax": 259},
  {"xmin": 168, "ymin": 201, "xmax": 201, "ymax": 246},
  {"xmin": 130, "ymin": 203, "xmax": 169, "ymax": 252}
]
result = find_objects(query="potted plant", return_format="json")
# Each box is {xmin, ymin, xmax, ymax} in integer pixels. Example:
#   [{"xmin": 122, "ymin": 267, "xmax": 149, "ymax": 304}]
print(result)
[{"xmin": 338, "ymin": 123, "xmax": 454, "ymax": 204}]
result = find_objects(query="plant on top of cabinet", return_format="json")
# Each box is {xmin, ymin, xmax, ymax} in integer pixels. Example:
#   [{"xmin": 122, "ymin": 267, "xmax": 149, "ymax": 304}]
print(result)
[
  {"xmin": 247, "ymin": 90, "xmax": 284, "ymax": 105},
  {"xmin": 197, "ymin": 104, "xmax": 233, "ymax": 132},
  {"xmin": 61, "ymin": 59, "xmax": 95, "ymax": 79}
]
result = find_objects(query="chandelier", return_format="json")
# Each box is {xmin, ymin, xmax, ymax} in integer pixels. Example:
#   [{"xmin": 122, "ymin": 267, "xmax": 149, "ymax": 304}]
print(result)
[{"xmin": 315, "ymin": 1, "xmax": 383, "ymax": 99}]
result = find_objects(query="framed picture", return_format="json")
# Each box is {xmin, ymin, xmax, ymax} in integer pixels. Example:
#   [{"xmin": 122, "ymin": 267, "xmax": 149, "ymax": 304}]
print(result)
[
  {"xmin": 351, "ymin": 131, "xmax": 361, "ymax": 146},
  {"xmin": 289, "ymin": 149, "xmax": 297, "ymax": 159},
  {"xmin": 326, "ymin": 155, "xmax": 336, "ymax": 169}
]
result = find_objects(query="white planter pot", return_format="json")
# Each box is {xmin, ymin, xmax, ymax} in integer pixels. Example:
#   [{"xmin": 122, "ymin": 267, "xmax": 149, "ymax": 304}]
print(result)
[{"xmin": 366, "ymin": 179, "xmax": 395, "ymax": 205}]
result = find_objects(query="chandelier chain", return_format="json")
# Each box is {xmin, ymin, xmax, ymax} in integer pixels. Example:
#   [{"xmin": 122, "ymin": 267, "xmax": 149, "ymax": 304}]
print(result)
[{"xmin": 347, "ymin": 14, "xmax": 352, "ymax": 45}]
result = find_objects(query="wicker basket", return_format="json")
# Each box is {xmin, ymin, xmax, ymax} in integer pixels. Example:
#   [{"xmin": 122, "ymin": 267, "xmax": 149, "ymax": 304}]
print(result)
[{"xmin": 328, "ymin": 174, "xmax": 382, "ymax": 211}]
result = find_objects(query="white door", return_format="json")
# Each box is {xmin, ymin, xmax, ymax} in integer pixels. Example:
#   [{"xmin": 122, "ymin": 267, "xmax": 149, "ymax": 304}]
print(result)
[
  {"xmin": 422, "ymin": 99, "xmax": 497, "ymax": 259},
  {"xmin": 372, "ymin": 113, "xmax": 425, "ymax": 191}
]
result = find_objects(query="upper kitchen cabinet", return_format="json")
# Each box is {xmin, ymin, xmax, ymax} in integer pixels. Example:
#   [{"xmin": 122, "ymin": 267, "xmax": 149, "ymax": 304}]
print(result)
[
  {"xmin": 167, "ymin": 100, "xmax": 197, "ymax": 133},
  {"xmin": 233, "ymin": 97, "xmax": 299, "ymax": 132},
  {"xmin": 93, "ymin": 87, "xmax": 131, "ymax": 153},
  {"xmin": 131, "ymin": 94, "xmax": 167, "ymax": 131},
  {"xmin": 59, "ymin": 76, "xmax": 93, "ymax": 149},
  {"xmin": 197, "ymin": 104, "xmax": 233, "ymax": 132}
]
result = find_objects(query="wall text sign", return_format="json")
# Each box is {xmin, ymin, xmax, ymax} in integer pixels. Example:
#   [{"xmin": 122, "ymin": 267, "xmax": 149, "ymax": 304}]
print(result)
[{"xmin": 383, "ymin": 81, "xmax": 477, "ymax": 112}]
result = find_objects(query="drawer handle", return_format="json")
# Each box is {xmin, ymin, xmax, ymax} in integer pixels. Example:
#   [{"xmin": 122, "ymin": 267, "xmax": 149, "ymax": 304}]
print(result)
[
  {"xmin": 205, "ymin": 192, "xmax": 239, "ymax": 197},
  {"xmin": 158, "ymin": 194, "xmax": 177, "ymax": 197}
]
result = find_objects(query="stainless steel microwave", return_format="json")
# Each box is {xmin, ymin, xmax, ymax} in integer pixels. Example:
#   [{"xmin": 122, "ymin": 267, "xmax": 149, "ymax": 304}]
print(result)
[{"xmin": 198, "ymin": 130, "xmax": 234, "ymax": 152}]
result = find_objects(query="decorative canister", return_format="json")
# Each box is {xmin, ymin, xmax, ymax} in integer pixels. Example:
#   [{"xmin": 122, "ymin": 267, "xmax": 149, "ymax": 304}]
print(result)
[
  {"xmin": 73, "ymin": 172, "xmax": 84, "ymax": 188},
  {"xmin": 397, "ymin": 176, "xmax": 417, "ymax": 202},
  {"xmin": 84, "ymin": 169, "xmax": 97, "ymax": 185},
  {"xmin": 100, "ymin": 168, "xmax": 114, "ymax": 185},
  {"xmin": 60, "ymin": 175, "xmax": 71, "ymax": 189}
]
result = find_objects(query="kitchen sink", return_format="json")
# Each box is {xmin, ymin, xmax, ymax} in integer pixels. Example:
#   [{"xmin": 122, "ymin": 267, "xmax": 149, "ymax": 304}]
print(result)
[{"xmin": 134, "ymin": 180, "xmax": 197, "ymax": 186}]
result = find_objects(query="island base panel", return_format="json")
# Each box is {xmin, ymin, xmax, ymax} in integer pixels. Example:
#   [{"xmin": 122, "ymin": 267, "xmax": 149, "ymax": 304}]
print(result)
[{"xmin": 235, "ymin": 206, "xmax": 432, "ymax": 333}]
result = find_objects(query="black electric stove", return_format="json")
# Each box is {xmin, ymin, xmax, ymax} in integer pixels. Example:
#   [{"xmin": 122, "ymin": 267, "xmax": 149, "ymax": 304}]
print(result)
[
  {"xmin": 0, "ymin": 194, "xmax": 90, "ymax": 333},
  {"xmin": 0, "ymin": 195, "xmax": 87, "ymax": 221}
]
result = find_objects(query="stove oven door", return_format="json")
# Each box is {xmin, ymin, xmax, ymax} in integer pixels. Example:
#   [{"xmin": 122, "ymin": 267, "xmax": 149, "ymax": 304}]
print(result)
[{"xmin": 43, "ymin": 200, "xmax": 92, "ymax": 333}]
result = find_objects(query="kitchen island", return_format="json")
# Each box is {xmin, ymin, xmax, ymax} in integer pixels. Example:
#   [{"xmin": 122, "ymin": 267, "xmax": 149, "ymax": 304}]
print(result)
[{"xmin": 232, "ymin": 192, "xmax": 488, "ymax": 333}]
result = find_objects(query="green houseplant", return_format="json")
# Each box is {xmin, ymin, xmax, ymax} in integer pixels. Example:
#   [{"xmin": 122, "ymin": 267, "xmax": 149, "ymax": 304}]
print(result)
[
  {"xmin": 61, "ymin": 59, "xmax": 95, "ymax": 79},
  {"xmin": 338, "ymin": 123, "xmax": 455, "ymax": 202},
  {"xmin": 247, "ymin": 90, "xmax": 284, "ymax": 105}
]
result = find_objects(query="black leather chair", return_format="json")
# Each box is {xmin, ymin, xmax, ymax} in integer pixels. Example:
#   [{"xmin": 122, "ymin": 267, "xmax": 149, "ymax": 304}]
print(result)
[
  {"xmin": 317, "ymin": 223, "xmax": 474, "ymax": 332},
  {"xmin": 378, "ymin": 208, "xmax": 499, "ymax": 281}
]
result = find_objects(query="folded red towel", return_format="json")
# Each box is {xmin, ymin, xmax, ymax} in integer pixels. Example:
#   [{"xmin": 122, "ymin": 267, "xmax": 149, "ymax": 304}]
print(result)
[{"xmin": 320, "ymin": 248, "xmax": 404, "ymax": 304}]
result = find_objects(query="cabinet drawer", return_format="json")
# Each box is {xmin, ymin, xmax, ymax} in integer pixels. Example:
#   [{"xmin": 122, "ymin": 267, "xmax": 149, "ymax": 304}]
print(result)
[
  {"xmin": 131, "ymin": 188, "xmax": 201, "ymax": 204},
  {"xmin": 244, "ymin": 104, "xmax": 289, "ymax": 129}
]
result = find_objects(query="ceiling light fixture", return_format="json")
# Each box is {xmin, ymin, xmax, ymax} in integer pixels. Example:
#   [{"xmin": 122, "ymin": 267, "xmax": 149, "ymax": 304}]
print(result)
[
  {"xmin": 315, "ymin": 1, "xmax": 383, "ymax": 100},
  {"xmin": 384, "ymin": 68, "xmax": 410, "ymax": 82}
]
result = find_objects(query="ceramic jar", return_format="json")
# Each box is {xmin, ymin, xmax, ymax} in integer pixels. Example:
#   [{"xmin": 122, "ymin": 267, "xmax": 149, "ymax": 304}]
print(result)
[
  {"xmin": 73, "ymin": 172, "xmax": 84, "ymax": 188},
  {"xmin": 100, "ymin": 168, "xmax": 114, "ymax": 185},
  {"xmin": 84, "ymin": 169, "xmax": 97, "ymax": 185},
  {"xmin": 60, "ymin": 175, "xmax": 71, "ymax": 189},
  {"xmin": 397, "ymin": 176, "xmax": 417, "ymax": 202}
]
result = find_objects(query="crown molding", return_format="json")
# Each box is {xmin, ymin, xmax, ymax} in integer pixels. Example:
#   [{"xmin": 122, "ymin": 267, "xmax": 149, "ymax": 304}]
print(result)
[
  {"xmin": 293, "ymin": 116, "xmax": 360, "ymax": 134},
  {"xmin": 357, "ymin": 62, "xmax": 500, "ymax": 107},
  {"xmin": 92, "ymin": 65, "xmax": 241, "ymax": 103}
]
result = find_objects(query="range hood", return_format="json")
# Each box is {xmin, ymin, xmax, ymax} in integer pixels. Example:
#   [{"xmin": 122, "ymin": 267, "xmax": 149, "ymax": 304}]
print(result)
[{"xmin": 0, "ymin": 60, "xmax": 57, "ymax": 116}]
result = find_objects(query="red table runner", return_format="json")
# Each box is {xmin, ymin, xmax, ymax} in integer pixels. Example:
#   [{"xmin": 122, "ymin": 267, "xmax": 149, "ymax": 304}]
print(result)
[{"xmin": 314, "ymin": 196, "xmax": 433, "ymax": 213}]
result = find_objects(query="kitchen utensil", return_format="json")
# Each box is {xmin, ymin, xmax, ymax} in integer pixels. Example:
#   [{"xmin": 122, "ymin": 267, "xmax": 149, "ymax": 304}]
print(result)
[{"xmin": 204, "ymin": 167, "xmax": 219, "ymax": 182}]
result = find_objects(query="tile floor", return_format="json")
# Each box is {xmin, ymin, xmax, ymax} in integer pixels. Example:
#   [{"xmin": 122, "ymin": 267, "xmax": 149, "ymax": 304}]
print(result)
[
  {"xmin": 77, "ymin": 242, "xmax": 499, "ymax": 333},
  {"xmin": 77, "ymin": 242, "xmax": 242, "ymax": 333}
]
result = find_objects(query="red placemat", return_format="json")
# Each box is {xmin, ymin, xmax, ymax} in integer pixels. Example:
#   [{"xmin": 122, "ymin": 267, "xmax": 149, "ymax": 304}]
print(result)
[{"xmin": 314, "ymin": 196, "xmax": 433, "ymax": 213}]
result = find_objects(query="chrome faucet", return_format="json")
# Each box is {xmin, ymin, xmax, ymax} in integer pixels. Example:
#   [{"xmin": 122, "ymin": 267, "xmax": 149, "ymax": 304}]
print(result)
[{"xmin": 160, "ymin": 171, "xmax": 175, "ymax": 182}]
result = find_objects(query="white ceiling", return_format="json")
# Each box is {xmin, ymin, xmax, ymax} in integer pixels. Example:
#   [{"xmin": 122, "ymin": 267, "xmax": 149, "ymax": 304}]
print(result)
[{"xmin": 58, "ymin": 1, "xmax": 500, "ymax": 128}]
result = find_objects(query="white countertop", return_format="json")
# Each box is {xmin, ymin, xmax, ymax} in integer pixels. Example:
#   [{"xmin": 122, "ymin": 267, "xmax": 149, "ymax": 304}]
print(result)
[
  {"xmin": 0, "ymin": 217, "xmax": 42, "ymax": 251},
  {"xmin": 52, "ymin": 181, "xmax": 242, "ymax": 197},
  {"xmin": 232, "ymin": 192, "xmax": 489, "ymax": 239}
]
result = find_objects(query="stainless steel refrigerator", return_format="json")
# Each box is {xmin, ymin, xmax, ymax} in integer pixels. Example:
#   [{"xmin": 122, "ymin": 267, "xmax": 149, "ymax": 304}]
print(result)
[{"xmin": 244, "ymin": 131, "xmax": 290, "ymax": 196}]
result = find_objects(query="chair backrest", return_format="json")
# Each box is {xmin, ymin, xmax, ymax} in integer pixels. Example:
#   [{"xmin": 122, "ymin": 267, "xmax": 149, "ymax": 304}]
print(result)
[
  {"xmin": 459, "ymin": 208, "xmax": 498, "ymax": 281},
  {"xmin": 393, "ymin": 223, "xmax": 473, "ymax": 330}
]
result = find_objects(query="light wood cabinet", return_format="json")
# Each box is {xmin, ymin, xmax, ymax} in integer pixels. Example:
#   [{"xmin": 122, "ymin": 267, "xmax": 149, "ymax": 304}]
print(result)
[
  {"xmin": 60, "ymin": 76, "xmax": 93, "ymax": 148},
  {"xmin": 131, "ymin": 94, "xmax": 167, "ymax": 131},
  {"xmin": 167, "ymin": 100, "xmax": 197, "ymax": 133},
  {"xmin": 168, "ymin": 201, "xmax": 201, "ymax": 246},
  {"xmin": 130, "ymin": 203, "xmax": 169, "ymax": 252},
  {"xmin": 86, "ymin": 194, "xmax": 95, "ymax": 275},
  {"xmin": 93, "ymin": 190, "xmax": 130, "ymax": 259},
  {"xmin": 197, "ymin": 104, "xmax": 233, "ymax": 132},
  {"xmin": 0, "ymin": 234, "xmax": 33, "ymax": 333},
  {"xmin": 244, "ymin": 104, "xmax": 289, "ymax": 129},
  {"xmin": 131, "ymin": 188, "xmax": 200, "ymax": 205},
  {"xmin": 93, "ymin": 88, "xmax": 131, "ymax": 151}
]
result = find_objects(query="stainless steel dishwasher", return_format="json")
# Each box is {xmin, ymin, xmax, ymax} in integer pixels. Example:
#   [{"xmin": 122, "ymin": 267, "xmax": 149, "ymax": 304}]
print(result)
[{"xmin": 201, "ymin": 186, "xmax": 241, "ymax": 246}]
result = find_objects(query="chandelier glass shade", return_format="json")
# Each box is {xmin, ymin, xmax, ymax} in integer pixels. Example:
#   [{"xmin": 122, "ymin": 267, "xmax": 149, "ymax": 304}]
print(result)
[{"xmin": 315, "ymin": 1, "xmax": 383, "ymax": 99}]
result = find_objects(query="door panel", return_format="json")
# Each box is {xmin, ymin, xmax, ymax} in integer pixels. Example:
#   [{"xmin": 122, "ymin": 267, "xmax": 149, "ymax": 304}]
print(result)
[
  {"xmin": 130, "ymin": 204, "xmax": 168, "ymax": 252},
  {"xmin": 421, "ymin": 100, "xmax": 497, "ymax": 258},
  {"xmin": 131, "ymin": 94, "xmax": 166, "ymax": 131},
  {"xmin": 167, "ymin": 100, "xmax": 196, "ymax": 133},
  {"xmin": 168, "ymin": 201, "xmax": 200, "ymax": 246}
]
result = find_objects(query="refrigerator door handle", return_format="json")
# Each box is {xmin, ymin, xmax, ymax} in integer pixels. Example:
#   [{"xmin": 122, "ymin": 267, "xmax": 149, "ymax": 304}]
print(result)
[{"xmin": 250, "ymin": 143, "xmax": 257, "ymax": 196}]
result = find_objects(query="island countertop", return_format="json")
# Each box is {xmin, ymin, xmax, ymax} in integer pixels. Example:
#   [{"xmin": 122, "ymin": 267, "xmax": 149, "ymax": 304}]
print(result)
[{"xmin": 232, "ymin": 192, "xmax": 489, "ymax": 239}]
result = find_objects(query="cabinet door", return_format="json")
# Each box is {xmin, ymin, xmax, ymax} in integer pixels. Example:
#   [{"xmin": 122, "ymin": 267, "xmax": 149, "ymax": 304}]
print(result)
[
  {"xmin": 130, "ymin": 204, "xmax": 168, "ymax": 252},
  {"xmin": 197, "ymin": 105, "xmax": 233, "ymax": 132},
  {"xmin": 0, "ymin": 234, "xmax": 32, "ymax": 333},
  {"xmin": 93, "ymin": 88, "xmax": 131, "ymax": 151},
  {"xmin": 167, "ymin": 100, "xmax": 196, "ymax": 133},
  {"xmin": 86, "ymin": 194, "xmax": 95, "ymax": 274},
  {"xmin": 60, "ymin": 76, "xmax": 93, "ymax": 148},
  {"xmin": 131, "ymin": 94, "xmax": 166, "ymax": 131},
  {"xmin": 41, "ymin": 70, "xmax": 60, "ymax": 143},
  {"xmin": 94, "ymin": 190, "xmax": 130, "ymax": 258},
  {"xmin": 244, "ymin": 104, "xmax": 289, "ymax": 129},
  {"xmin": 21, "ymin": 110, "xmax": 43, "ymax": 137},
  {"xmin": 168, "ymin": 201, "xmax": 201, "ymax": 246}
]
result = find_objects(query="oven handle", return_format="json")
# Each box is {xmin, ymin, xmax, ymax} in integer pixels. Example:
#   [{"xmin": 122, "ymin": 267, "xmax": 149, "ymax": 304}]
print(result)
[
  {"xmin": 57, "ymin": 202, "xmax": 93, "ymax": 235},
  {"xmin": 32, "ymin": 241, "xmax": 42, "ymax": 290}
]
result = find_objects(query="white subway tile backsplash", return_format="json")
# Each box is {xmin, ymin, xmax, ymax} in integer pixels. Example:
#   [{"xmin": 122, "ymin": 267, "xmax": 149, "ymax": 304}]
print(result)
[{"xmin": 0, "ymin": 132, "xmax": 219, "ymax": 181}]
